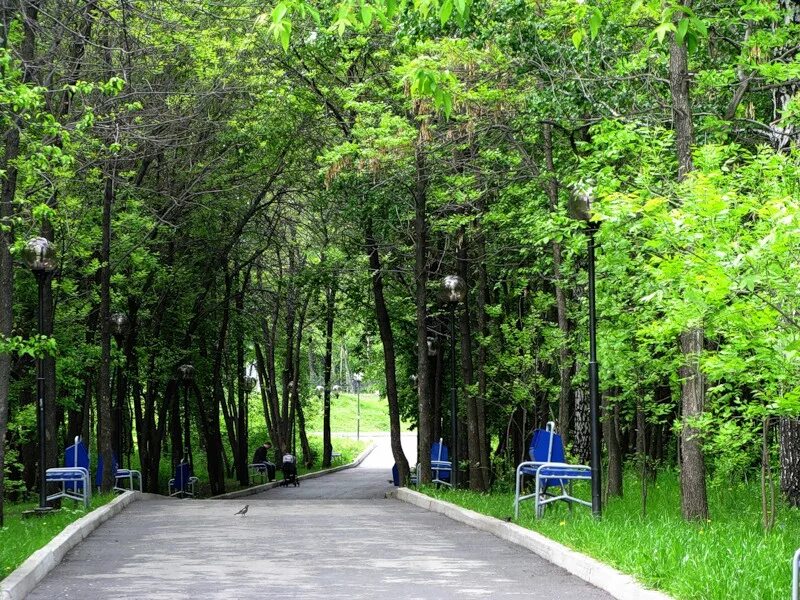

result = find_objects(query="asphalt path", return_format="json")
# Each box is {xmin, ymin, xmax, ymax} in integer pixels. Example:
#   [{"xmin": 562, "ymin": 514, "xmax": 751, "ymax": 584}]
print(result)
[{"xmin": 26, "ymin": 433, "xmax": 613, "ymax": 599}]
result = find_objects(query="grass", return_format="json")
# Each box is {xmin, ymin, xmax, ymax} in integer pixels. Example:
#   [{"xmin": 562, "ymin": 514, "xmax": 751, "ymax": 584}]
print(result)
[
  {"xmin": 0, "ymin": 492, "xmax": 116, "ymax": 580},
  {"xmin": 421, "ymin": 471, "xmax": 798, "ymax": 600},
  {"xmin": 305, "ymin": 391, "xmax": 411, "ymax": 433}
]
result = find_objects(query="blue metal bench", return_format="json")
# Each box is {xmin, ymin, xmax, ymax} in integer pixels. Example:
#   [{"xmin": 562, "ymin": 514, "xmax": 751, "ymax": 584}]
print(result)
[
  {"xmin": 46, "ymin": 436, "xmax": 91, "ymax": 508},
  {"xmin": 169, "ymin": 461, "xmax": 198, "ymax": 498},
  {"xmin": 96, "ymin": 454, "xmax": 143, "ymax": 493},
  {"xmin": 514, "ymin": 421, "xmax": 592, "ymax": 519}
]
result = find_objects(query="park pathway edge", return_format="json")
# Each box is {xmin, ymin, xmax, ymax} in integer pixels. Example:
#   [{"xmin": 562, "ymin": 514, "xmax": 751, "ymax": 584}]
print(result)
[
  {"xmin": 390, "ymin": 488, "xmax": 673, "ymax": 600},
  {"xmin": 0, "ymin": 491, "xmax": 157, "ymax": 600},
  {"xmin": 212, "ymin": 442, "xmax": 376, "ymax": 500}
]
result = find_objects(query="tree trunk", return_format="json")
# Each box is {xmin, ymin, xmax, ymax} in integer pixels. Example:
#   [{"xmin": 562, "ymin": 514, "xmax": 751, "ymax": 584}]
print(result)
[
  {"xmin": 366, "ymin": 224, "xmax": 410, "ymax": 483},
  {"xmin": 780, "ymin": 417, "xmax": 800, "ymax": 505},
  {"xmin": 414, "ymin": 143, "xmax": 432, "ymax": 483},
  {"xmin": 98, "ymin": 173, "xmax": 114, "ymax": 491},
  {"xmin": 602, "ymin": 392, "xmax": 623, "ymax": 498},
  {"xmin": 670, "ymin": 4, "xmax": 709, "ymax": 521},
  {"xmin": 322, "ymin": 284, "xmax": 336, "ymax": 467},
  {"xmin": 458, "ymin": 234, "xmax": 485, "ymax": 491},
  {"xmin": 679, "ymin": 327, "xmax": 709, "ymax": 520},
  {"xmin": 474, "ymin": 219, "xmax": 491, "ymax": 489}
]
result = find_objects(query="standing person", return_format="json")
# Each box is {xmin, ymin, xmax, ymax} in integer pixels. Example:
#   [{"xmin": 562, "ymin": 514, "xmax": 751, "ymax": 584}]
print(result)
[{"xmin": 252, "ymin": 441, "xmax": 276, "ymax": 481}]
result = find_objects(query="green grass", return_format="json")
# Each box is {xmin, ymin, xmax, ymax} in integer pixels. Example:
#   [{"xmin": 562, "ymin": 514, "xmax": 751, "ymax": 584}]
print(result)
[
  {"xmin": 0, "ymin": 493, "xmax": 116, "ymax": 580},
  {"xmin": 305, "ymin": 392, "xmax": 411, "ymax": 433},
  {"xmin": 421, "ymin": 471, "xmax": 798, "ymax": 600}
]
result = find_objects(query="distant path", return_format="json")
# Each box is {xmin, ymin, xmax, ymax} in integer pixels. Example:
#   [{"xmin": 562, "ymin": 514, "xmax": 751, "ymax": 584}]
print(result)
[{"xmin": 27, "ymin": 432, "xmax": 613, "ymax": 599}]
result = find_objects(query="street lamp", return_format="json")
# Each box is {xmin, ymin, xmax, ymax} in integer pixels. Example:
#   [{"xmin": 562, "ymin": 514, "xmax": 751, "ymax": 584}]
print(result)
[
  {"xmin": 177, "ymin": 364, "xmax": 195, "ymax": 468},
  {"xmin": 568, "ymin": 186, "xmax": 602, "ymax": 518},
  {"xmin": 440, "ymin": 274, "xmax": 466, "ymax": 488},
  {"xmin": 23, "ymin": 237, "xmax": 57, "ymax": 514},
  {"xmin": 352, "ymin": 373, "xmax": 363, "ymax": 441},
  {"xmin": 109, "ymin": 313, "xmax": 128, "ymax": 467}
]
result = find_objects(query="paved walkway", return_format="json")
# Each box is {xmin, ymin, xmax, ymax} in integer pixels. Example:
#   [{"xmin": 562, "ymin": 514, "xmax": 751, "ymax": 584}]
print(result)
[{"xmin": 27, "ymin": 433, "xmax": 613, "ymax": 599}]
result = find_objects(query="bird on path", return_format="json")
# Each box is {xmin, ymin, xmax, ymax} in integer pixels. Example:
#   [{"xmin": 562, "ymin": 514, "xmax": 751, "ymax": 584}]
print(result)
[{"xmin": 234, "ymin": 504, "xmax": 249, "ymax": 516}]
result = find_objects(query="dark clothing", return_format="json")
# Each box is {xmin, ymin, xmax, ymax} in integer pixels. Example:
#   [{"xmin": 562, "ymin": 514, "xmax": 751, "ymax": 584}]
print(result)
[
  {"xmin": 252, "ymin": 446, "xmax": 270, "ymax": 464},
  {"xmin": 252, "ymin": 446, "xmax": 276, "ymax": 481}
]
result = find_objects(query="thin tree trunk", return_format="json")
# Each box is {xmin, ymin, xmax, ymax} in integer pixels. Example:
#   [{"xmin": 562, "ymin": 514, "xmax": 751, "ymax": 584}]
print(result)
[
  {"xmin": 98, "ymin": 172, "xmax": 114, "ymax": 491},
  {"xmin": 679, "ymin": 328, "xmax": 709, "ymax": 520},
  {"xmin": 474, "ymin": 219, "xmax": 491, "ymax": 489},
  {"xmin": 458, "ymin": 234, "xmax": 484, "ymax": 490},
  {"xmin": 322, "ymin": 283, "xmax": 336, "ymax": 467},
  {"xmin": 543, "ymin": 124, "xmax": 573, "ymax": 447},
  {"xmin": 414, "ymin": 142, "xmax": 432, "ymax": 483},
  {"xmin": 670, "ymin": 3, "xmax": 709, "ymax": 521},
  {"xmin": 366, "ymin": 223, "xmax": 410, "ymax": 483},
  {"xmin": 602, "ymin": 392, "xmax": 623, "ymax": 498}
]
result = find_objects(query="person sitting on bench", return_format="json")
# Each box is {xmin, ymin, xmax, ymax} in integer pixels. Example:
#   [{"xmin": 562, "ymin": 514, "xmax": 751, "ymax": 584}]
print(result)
[{"xmin": 251, "ymin": 441, "xmax": 276, "ymax": 481}]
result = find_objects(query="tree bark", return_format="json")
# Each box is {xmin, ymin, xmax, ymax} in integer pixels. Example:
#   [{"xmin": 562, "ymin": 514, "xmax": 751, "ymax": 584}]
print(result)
[
  {"xmin": 679, "ymin": 328, "xmax": 709, "ymax": 520},
  {"xmin": 322, "ymin": 283, "xmax": 336, "ymax": 467},
  {"xmin": 543, "ymin": 124, "xmax": 573, "ymax": 447},
  {"xmin": 670, "ymin": 4, "xmax": 710, "ymax": 521},
  {"xmin": 780, "ymin": 417, "xmax": 800, "ymax": 506},
  {"xmin": 457, "ymin": 234, "xmax": 485, "ymax": 490},
  {"xmin": 366, "ymin": 223, "xmax": 410, "ymax": 483},
  {"xmin": 98, "ymin": 172, "xmax": 114, "ymax": 492},
  {"xmin": 414, "ymin": 142, "xmax": 432, "ymax": 483}
]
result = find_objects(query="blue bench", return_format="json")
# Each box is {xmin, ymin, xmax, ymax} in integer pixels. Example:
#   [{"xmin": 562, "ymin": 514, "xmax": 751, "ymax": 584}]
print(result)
[
  {"xmin": 46, "ymin": 436, "xmax": 92, "ymax": 508},
  {"xmin": 514, "ymin": 421, "xmax": 592, "ymax": 519}
]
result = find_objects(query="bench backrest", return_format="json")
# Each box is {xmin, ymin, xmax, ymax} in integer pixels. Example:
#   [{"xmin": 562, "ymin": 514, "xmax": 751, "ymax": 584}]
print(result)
[
  {"xmin": 529, "ymin": 421, "xmax": 566, "ymax": 463},
  {"xmin": 431, "ymin": 439, "xmax": 449, "ymax": 463},
  {"xmin": 173, "ymin": 462, "xmax": 194, "ymax": 491},
  {"xmin": 65, "ymin": 437, "xmax": 90, "ymax": 470}
]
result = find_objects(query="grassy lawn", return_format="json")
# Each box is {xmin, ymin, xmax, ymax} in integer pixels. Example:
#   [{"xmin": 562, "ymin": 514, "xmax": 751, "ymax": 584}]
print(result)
[
  {"xmin": 0, "ymin": 493, "xmax": 116, "ymax": 580},
  {"xmin": 421, "ymin": 471, "xmax": 798, "ymax": 600},
  {"xmin": 305, "ymin": 391, "xmax": 410, "ymax": 433}
]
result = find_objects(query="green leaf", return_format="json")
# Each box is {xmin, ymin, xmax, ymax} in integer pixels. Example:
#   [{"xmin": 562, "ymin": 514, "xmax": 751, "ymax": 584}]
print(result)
[
  {"xmin": 572, "ymin": 28, "xmax": 584, "ymax": 49},
  {"xmin": 361, "ymin": 3, "xmax": 374, "ymax": 26},
  {"xmin": 686, "ymin": 31, "xmax": 698, "ymax": 53},
  {"xmin": 691, "ymin": 17, "xmax": 707, "ymax": 37},
  {"xmin": 440, "ymin": 0, "xmax": 453, "ymax": 25},
  {"xmin": 675, "ymin": 18, "xmax": 689, "ymax": 45},
  {"xmin": 272, "ymin": 2, "xmax": 288, "ymax": 24},
  {"xmin": 454, "ymin": 0, "xmax": 466, "ymax": 18},
  {"xmin": 280, "ymin": 21, "xmax": 292, "ymax": 51},
  {"xmin": 589, "ymin": 8, "xmax": 602, "ymax": 40},
  {"xmin": 654, "ymin": 22, "xmax": 675, "ymax": 45}
]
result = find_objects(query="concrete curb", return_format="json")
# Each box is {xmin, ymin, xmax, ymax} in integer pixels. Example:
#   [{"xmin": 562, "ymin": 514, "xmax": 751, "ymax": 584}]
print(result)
[
  {"xmin": 212, "ymin": 443, "xmax": 377, "ymax": 500},
  {"xmin": 0, "ymin": 491, "xmax": 153, "ymax": 600},
  {"xmin": 390, "ymin": 488, "xmax": 672, "ymax": 600}
]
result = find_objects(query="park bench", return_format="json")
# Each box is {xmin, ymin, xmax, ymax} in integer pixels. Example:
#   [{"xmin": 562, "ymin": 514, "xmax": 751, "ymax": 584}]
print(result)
[
  {"xmin": 413, "ymin": 438, "xmax": 452, "ymax": 487},
  {"xmin": 514, "ymin": 421, "xmax": 592, "ymax": 519},
  {"xmin": 46, "ymin": 436, "xmax": 91, "ymax": 508},
  {"xmin": 169, "ymin": 461, "xmax": 199, "ymax": 498},
  {"xmin": 331, "ymin": 451, "xmax": 342, "ymax": 464},
  {"xmin": 248, "ymin": 461, "xmax": 276, "ymax": 483},
  {"xmin": 96, "ymin": 454, "xmax": 143, "ymax": 493}
]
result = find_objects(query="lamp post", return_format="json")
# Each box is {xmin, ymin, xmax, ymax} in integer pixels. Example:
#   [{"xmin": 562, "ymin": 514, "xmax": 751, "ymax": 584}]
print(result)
[
  {"xmin": 568, "ymin": 187, "xmax": 602, "ymax": 518},
  {"xmin": 109, "ymin": 313, "xmax": 128, "ymax": 467},
  {"xmin": 352, "ymin": 373, "xmax": 363, "ymax": 441},
  {"xmin": 440, "ymin": 274, "xmax": 466, "ymax": 488},
  {"xmin": 177, "ymin": 364, "xmax": 194, "ymax": 468},
  {"xmin": 23, "ymin": 237, "xmax": 57, "ymax": 514}
]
